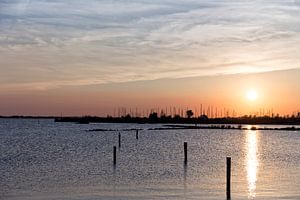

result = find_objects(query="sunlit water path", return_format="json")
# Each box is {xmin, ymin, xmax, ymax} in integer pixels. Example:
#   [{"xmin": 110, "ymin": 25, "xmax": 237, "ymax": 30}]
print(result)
[
  {"xmin": 0, "ymin": 119, "xmax": 299, "ymax": 200},
  {"xmin": 246, "ymin": 130, "xmax": 259, "ymax": 199}
]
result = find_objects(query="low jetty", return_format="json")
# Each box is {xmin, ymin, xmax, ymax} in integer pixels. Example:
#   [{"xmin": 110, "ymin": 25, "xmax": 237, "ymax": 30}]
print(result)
[
  {"xmin": 87, "ymin": 124, "xmax": 300, "ymax": 132},
  {"xmin": 87, "ymin": 128, "xmax": 142, "ymax": 132}
]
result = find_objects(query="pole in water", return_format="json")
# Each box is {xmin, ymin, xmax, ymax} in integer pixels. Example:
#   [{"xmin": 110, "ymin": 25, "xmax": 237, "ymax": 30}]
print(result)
[
  {"xmin": 184, "ymin": 142, "xmax": 187, "ymax": 165},
  {"xmin": 118, "ymin": 133, "xmax": 121, "ymax": 148},
  {"xmin": 136, "ymin": 129, "xmax": 139, "ymax": 140},
  {"xmin": 226, "ymin": 157, "xmax": 231, "ymax": 199},
  {"xmin": 113, "ymin": 146, "xmax": 117, "ymax": 165}
]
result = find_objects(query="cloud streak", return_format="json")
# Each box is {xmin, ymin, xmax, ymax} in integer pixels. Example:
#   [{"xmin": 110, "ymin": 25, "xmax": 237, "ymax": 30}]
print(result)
[{"xmin": 1, "ymin": 0, "xmax": 300, "ymax": 90}]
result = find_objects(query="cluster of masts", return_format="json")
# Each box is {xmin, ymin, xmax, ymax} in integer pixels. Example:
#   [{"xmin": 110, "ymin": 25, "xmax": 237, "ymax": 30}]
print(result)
[
  {"xmin": 112, "ymin": 106, "xmax": 299, "ymax": 119},
  {"xmin": 114, "ymin": 106, "xmax": 235, "ymax": 118}
]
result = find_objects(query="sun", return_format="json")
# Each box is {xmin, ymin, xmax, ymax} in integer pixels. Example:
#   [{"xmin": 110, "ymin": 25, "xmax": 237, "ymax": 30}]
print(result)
[{"xmin": 246, "ymin": 90, "xmax": 258, "ymax": 101}]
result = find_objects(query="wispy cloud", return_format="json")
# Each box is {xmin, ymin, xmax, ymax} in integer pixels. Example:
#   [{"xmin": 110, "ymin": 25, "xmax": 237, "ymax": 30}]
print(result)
[{"xmin": 1, "ymin": 0, "xmax": 300, "ymax": 90}]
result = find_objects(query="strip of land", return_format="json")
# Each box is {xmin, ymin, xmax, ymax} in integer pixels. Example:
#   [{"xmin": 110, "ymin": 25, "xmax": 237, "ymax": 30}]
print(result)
[
  {"xmin": 1, "ymin": 115, "xmax": 300, "ymax": 126},
  {"xmin": 54, "ymin": 115, "xmax": 300, "ymax": 125},
  {"xmin": 87, "ymin": 124, "xmax": 300, "ymax": 132}
]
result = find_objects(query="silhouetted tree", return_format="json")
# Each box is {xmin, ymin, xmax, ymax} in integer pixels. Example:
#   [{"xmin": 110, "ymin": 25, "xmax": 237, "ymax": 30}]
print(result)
[
  {"xmin": 186, "ymin": 110, "xmax": 194, "ymax": 119},
  {"xmin": 149, "ymin": 112, "xmax": 158, "ymax": 120},
  {"xmin": 291, "ymin": 114, "xmax": 296, "ymax": 119},
  {"xmin": 199, "ymin": 114, "xmax": 209, "ymax": 121}
]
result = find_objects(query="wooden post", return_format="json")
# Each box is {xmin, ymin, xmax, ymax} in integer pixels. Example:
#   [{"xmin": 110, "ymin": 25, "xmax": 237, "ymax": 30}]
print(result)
[
  {"xmin": 136, "ymin": 129, "xmax": 139, "ymax": 140},
  {"xmin": 226, "ymin": 157, "xmax": 231, "ymax": 199},
  {"xmin": 184, "ymin": 142, "xmax": 187, "ymax": 165},
  {"xmin": 118, "ymin": 133, "xmax": 121, "ymax": 148},
  {"xmin": 113, "ymin": 146, "xmax": 117, "ymax": 165}
]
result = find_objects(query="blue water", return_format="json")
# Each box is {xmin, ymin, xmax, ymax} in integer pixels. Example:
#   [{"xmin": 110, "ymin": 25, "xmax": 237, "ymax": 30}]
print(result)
[{"xmin": 0, "ymin": 119, "xmax": 299, "ymax": 200}]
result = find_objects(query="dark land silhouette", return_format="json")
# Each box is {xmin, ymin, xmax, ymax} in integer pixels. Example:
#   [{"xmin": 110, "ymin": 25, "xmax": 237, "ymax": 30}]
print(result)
[
  {"xmin": 1, "ymin": 110, "xmax": 300, "ymax": 126},
  {"xmin": 53, "ymin": 110, "xmax": 300, "ymax": 126}
]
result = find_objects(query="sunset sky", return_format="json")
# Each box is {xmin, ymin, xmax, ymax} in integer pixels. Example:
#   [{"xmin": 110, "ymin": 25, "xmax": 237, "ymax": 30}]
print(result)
[{"xmin": 0, "ymin": 0, "xmax": 300, "ymax": 116}]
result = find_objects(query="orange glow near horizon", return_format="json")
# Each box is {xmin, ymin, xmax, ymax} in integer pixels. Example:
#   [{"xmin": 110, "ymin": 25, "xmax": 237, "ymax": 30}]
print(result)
[{"xmin": 0, "ymin": 69, "xmax": 299, "ymax": 116}]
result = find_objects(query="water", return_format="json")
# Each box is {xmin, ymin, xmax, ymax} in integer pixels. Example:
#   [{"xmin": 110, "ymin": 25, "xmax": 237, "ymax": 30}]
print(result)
[{"xmin": 0, "ymin": 119, "xmax": 299, "ymax": 200}]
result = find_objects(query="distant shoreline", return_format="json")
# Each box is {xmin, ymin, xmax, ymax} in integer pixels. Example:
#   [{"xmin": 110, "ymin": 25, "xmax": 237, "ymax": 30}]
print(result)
[
  {"xmin": 55, "ymin": 115, "xmax": 300, "ymax": 126},
  {"xmin": 0, "ymin": 116, "xmax": 55, "ymax": 119},
  {"xmin": 2, "ymin": 115, "xmax": 300, "ymax": 126}
]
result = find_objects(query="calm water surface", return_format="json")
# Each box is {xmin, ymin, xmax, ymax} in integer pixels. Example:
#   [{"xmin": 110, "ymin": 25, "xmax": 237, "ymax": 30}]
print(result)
[{"xmin": 0, "ymin": 119, "xmax": 299, "ymax": 200}]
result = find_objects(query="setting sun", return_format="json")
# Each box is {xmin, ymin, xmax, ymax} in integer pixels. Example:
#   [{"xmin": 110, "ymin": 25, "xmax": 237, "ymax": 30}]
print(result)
[{"xmin": 246, "ymin": 90, "xmax": 258, "ymax": 101}]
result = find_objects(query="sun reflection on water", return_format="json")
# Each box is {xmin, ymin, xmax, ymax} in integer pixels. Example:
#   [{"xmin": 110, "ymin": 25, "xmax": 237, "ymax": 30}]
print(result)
[{"xmin": 246, "ymin": 130, "xmax": 259, "ymax": 199}]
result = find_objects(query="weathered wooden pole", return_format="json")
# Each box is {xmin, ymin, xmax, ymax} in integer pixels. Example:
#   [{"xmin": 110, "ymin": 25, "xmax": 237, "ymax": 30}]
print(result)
[
  {"xmin": 136, "ymin": 129, "xmax": 139, "ymax": 140},
  {"xmin": 113, "ymin": 146, "xmax": 117, "ymax": 165},
  {"xmin": 226, "ymin": 157, "xmax": 231, "ymax": 199},
  {"xmin": 184, "ymin": 142, "xmax": 187, "ymax": 165},
  {"xmin": 118, "ymin": 133, "xmax": 121, "ymax": 148}
]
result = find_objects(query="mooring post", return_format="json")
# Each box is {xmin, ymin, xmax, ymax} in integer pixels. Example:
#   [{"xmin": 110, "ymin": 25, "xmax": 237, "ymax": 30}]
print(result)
[
  {"xmin": 184, "ymin": 142, "xmax": 187, "ymax": 165},
  {"xmin": 113, "ymin": 146, "xmax": 117, "ymax": 165},
  {"xmin": 118, "ymin": 133, "xmax": 121, "ymax": 148},
  {"xmin": 136, "ymin": 129, "xmax": 139, "ymax": 140},
  {"xmin": 226, "ymin": 157, "xmax": 231, "ymax": 199}
]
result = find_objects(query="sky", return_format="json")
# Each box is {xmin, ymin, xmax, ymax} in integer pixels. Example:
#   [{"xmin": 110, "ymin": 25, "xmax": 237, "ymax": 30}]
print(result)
[{"xmin": 0, "ymin": 0, "xmax": 300, "ymax": 116}]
